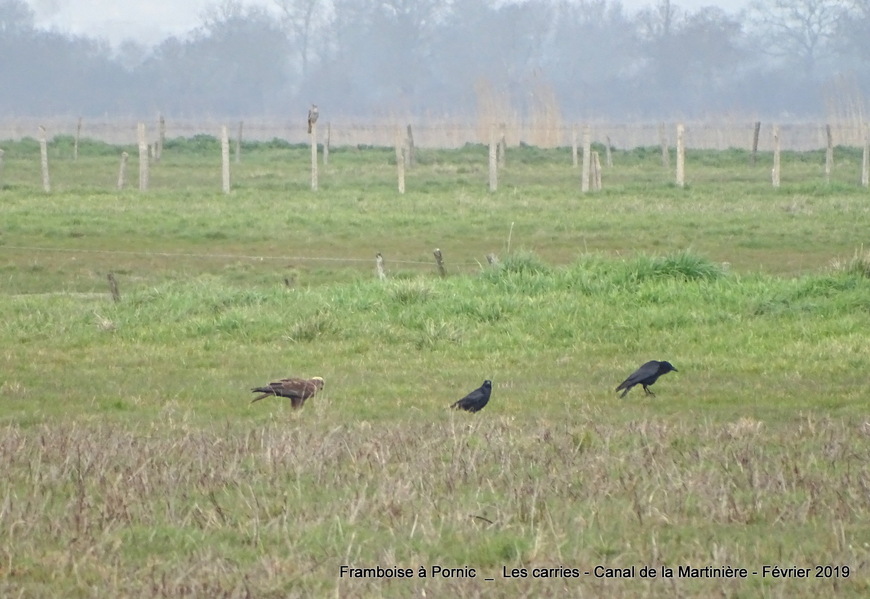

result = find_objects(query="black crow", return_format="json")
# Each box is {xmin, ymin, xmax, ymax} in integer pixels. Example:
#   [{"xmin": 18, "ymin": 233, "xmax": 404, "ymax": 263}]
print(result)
[
  {"xmin": 616, "ymin": 361, "xmax": 677, "ymax": 398},
  {"xmin": 251, "ymin": 376, "xmax": 324, "ymax": 408},
  {"xmin": 451, "ymin": 380, "xmax": 492, "ymax": 413}
]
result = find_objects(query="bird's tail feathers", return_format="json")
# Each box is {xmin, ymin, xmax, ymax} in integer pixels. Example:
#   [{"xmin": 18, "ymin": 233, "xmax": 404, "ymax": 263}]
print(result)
[{"xmin": 250, "ymin": 387, "xmax": 274, "ymax": 403}]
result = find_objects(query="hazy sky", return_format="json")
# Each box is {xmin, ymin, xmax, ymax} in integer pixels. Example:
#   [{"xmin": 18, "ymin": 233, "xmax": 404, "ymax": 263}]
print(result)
[{"xmin": 24, "ymin": 0, "xmax": 752, "ymax": 48}]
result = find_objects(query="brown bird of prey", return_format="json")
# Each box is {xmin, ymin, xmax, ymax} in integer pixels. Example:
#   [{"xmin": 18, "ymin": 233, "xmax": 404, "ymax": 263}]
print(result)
[
  {"xmin": 251, "ymin": 376, "xmax": 324, "ymax": 408},
  {"xmin": 307, "ymin": 104, "xmax": 319, "ymax": 133}
]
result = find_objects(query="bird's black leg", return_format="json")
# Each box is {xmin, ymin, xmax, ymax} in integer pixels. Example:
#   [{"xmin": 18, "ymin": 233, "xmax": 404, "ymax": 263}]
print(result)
[{"xmin": 643, "ymin": 385, "xmax": 655, "ymax": 396}]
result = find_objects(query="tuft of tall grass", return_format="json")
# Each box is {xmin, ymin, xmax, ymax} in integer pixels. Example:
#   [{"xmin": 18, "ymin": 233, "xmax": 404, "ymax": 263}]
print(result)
[
  {"xmin": 832, "ymin": 246, "xmax": 870, "ymax": 279},
  {"xmin": 633, "ymin": 250, "xmax": 727, "ymax": 282}
]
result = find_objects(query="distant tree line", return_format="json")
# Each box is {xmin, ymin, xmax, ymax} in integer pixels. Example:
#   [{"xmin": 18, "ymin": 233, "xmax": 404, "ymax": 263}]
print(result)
[{"xmin": 1, "ymin": 0, "xmax": 868, "ymax": 119}]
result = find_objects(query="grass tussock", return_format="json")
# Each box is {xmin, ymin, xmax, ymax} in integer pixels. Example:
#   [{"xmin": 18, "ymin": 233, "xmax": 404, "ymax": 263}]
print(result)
[{"xmin": 832, "ymin": 246, "xmax": 870, "ymax": 278}]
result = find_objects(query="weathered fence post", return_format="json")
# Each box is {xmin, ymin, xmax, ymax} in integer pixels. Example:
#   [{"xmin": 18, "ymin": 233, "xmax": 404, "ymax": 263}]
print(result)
[
  {"xmin": 488, "ymin": 126, "xmax": 497, "ymax": 192},
  {"xmin": 395, "ymin": 128, "xmax": 405, "ymax": 194},
  {"xmin": 591, "ymin": 151, "xmax": 602, "ymax": 191},
  {"xmin": 751, "ymin": 121, "xmax": 761, "ymax": 165},
  {"xmin": 581, "ymin": 125, "xmax": 591, "ymax": 193},
  {"xmin": 310, "ymin": 119, "xmax": 318, "ymax": 192},
  {"xmin": 772, "ymin": 125, "xmax": 781, "ymax": 189},
  {"xmin": 862, "ymin": 125, "xmax": 869, "ymax": 188},
  {"xmin": 659, "ymin": 122, "xmax": 670, "ymax": 168},
  {"xmin": 433, "ymin": 248, "xmax": 446, "ymax": 277},
  {"xmin": 498, "ymin": 123, "xmax": 507, "ymax": 168},
  {"xmin": 156, "ymin": 113, "xmax": 165, "ymax": 162},
  {"xmin": 0, "ymin": 148, "xmax": 4, "ymax": 187},
  {"xmin": 107, "ymin": 273, "xmax": 121, "ymax": 303},
  {"xmin": 324, "ymin": 123, "xmax": 330, "ymax": 166},
  {"xmin": 605, "ymin": 135, "xmax": 613, "ymax": 167},
  {"xmin": 675, "ymin": 123, "xmax": 686, "ymax": 188},
  {"xmin": 38, "ymin": 126, "xmax": 50, "ymax": 193},
  {"xmin": 235, "ymin": 120, "xmax": 243, "ymax": 164},
  {"xmin": 376, "ymin": 252, "xmax": 387, "ymax": 281},
  {"xmin": 221, "ymin": 125, "xmax": 230, "ymax": 194},
  {"xmin": 74, "ymin": 117, "xmax": 82, "ymax": 161},
  {"xmin": 117, "ymin": 151, "xmax": 129, "ymax": 190},
  {"xmin": 825, "ymin": 124, "xmax": 833, "ymax": 184},
  {"xmin": 406, "ymin": 124, "xmax": 415, "ymax": 167},
  {"xmin": 571, "ymin": 124, "xmax": 578, "ymax": 168},
  {"xmin": 137, "ymin": 123, "xmax": 149, "ymax": 191},
  {"xmin": 486, "ymin": 253, "xmax": 499, "ymax": 267}
]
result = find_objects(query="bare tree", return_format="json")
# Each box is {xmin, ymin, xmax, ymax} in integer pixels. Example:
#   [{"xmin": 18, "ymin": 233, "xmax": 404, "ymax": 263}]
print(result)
[
  {"xmin": 274, "ymin": 0, "xmax": 328, "ymax": 80},
  {"xmin": 748, "ymin": 0, "xmax": 847, "ymax": 80}
]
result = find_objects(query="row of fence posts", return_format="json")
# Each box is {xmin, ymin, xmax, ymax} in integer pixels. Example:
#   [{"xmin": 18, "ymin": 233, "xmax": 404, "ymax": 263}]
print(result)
[{"xmin": 3, "ymin": 119, "xmax": 870, "ymax": 193}]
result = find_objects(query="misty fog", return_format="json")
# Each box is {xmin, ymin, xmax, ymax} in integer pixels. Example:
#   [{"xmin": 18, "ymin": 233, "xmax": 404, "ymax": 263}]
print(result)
[{"xmin": 1, "ymin": 0, "xmax": 868, "ymax": 122}]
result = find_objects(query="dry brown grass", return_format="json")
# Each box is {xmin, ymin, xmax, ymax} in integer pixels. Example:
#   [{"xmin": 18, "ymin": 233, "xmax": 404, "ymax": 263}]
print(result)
[{"xmin": 2, "ymin": 413, "xmax": 868, "ymax": 597}]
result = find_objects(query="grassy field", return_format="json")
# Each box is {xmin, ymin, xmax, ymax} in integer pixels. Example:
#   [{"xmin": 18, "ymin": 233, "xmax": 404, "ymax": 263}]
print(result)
[{"xmin": 1, "ymin": 136, "xmax": 869, "ymax": 597}]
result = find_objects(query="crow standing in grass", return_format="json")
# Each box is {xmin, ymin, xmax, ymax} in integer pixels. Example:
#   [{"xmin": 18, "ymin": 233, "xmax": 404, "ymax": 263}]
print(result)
[
  {"xmin": 250, "ymin": 376, "xmax": 324, "ymax": 408},
  {"xmin": 616, "ymin": 361, "xmax": 677, "ymax": 398},
  {"xmin": 451, "ymin": 380, "xmax": 492, "ymax": 413}
]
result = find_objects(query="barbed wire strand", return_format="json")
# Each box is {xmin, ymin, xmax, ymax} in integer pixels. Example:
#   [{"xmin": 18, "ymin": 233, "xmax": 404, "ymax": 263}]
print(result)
[{"xmin": 0, "ymin": 245, "xmax": 485, "ymax": 267}]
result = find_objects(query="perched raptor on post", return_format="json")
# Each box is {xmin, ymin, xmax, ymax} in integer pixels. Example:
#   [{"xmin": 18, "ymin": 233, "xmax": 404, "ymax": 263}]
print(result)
[{"xmin": 307, "ymin": 104, "xmax": 319, "ymax": 134}]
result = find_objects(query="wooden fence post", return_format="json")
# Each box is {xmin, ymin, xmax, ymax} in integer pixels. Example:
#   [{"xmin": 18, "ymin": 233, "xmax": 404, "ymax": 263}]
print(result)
[
  {"xmin": 659, "ymin": 122, "xmax": 670, "ymax": 168},
  {"xmin": 675, "ymin": 123, "xmax": 685, "ymax": 188},
  {"xmin": 581, "ymin": 125, "xmax": 591, "ymax": 193},
  {"xmin": 605, "ymin": 135, "xmax": 613, "ymax": 167},
  {"xmin": 0, "ymin": 148, "xmax": 4, "ymax": 188},
  {"xmin": 74, "ymin": 116, "xmax": 82, "ymax": 161},
  {"xmin": 376, "ymin": 252, "xmax": 387, "ymax": 280},
  {"xmin": 406, "ymin": 124, "xmax": 415, "ymax": 166},
  {"xmin": 486, "ymin": 253, "xmax": 499, "ymax": 267},
  {"xmin": 38, "ymin": 126, "xmax": 50, "ymax": 193},
  {"xmin": 107, "ymin": 273, "xmax": 121, "ymax": 303},
  {"xmin": 591, "ymin": 151, "xmax": 602, "ymax": 191},
  {"xmin": 156, "ymin": 113, "xmax": 165, "ymax": 162},
  {"xmin": 235, "ymin": 120, "xmax": 243, "ymax": 164},
  {"xmin": 862, "ymin": 125, "xmax": 869, "ymax": 188},
  {"xmin": 137, "ymin": 123, "xmax": 149, "ymax": 191},
  {"xmin": 488, "ymin": 126, "xmax": 497, "ymax": 192},
  {"xmin": 310, "ymin": 120, "xmax": 318, "ymax": 191},
  {"xmin": 117, "ymin": 151, "xmax": 129, "ymax": 190},
  {"xmin": 751, "ymin": 121, "xmax": 761, "ymax": 165},
  {"xmin": 571, "ymin": 124, "xmax": 578, "ymax": 168},
  {"xmin": 324, "ymin": 123, "xmax": 330, "ymax": 166},
  {"xmin": 825, "ymin": 124, "xmax": 833, "ymax": 184},
  {"xmin": 395, "ymin": 128, "xmax": 405, "ymax": 194},
  {"xmin": 498, "ymin": 123, "xmax": 507, "ymax": 168},
  {"xmin": 772, "ymin": 125, "xmax": 781, "ymax": 189},
  {"xmin": 221, "ymin": 125, "xmax": 230, "ymax": 194},
  {"xmin": 433, "ymin": 248, "xmax": 446, "ymax": 277}
]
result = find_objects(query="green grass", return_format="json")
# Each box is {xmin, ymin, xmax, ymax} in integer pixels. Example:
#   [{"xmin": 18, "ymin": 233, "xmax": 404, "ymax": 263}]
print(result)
[{"xmin": 1, "ymin": 138, "xmax": 869, "ymax": 597}]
